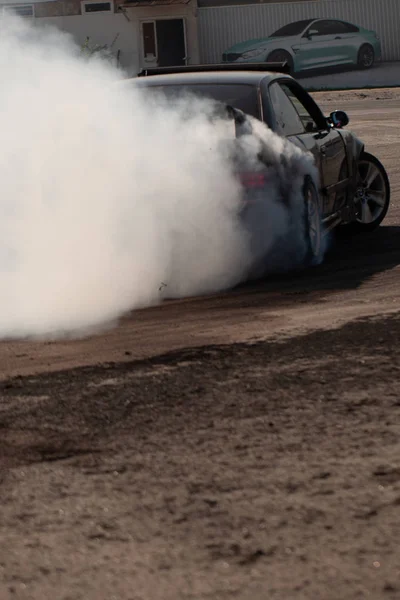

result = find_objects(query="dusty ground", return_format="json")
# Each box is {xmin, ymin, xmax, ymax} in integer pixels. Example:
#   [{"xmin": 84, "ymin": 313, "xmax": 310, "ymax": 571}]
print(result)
[{"xmin": 1, "ymin": 89, "xmax": 400, "ymax": 599}]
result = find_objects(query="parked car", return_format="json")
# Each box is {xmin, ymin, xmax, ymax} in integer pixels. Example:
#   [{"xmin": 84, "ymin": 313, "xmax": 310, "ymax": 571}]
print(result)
[
  {"xmin": 132, "ymin": 63, "xmax": 390, "ymax": 263},
  {"xmin": 222, "ymin": 19, "xmax": 381, "ymax": 75}
]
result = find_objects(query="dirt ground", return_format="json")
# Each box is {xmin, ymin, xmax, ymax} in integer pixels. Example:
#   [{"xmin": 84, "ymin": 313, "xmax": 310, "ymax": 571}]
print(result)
[{"xmin": 1, "ymin": 88, "xmax": 400, "ymax": 600}]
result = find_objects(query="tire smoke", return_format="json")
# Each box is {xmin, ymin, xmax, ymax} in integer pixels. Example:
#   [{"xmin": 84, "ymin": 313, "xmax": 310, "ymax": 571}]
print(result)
[{"xmin": 0, "ymin": 16, "xmax": 318, "ymax": 339}]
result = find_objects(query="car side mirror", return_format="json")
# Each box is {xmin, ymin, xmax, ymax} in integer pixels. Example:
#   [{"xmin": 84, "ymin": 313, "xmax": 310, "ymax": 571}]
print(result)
[
  {"xmin": 329, "ymin": 110, "xmax": 349, "ymax": 129},
  {"xmin": 305, "ymin": 29, "xmax": 318, "ymax": 39}
]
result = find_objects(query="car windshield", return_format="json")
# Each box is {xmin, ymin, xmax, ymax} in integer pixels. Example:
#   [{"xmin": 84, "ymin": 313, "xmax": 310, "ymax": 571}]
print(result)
[
  {"xmin": 143, "ymin": 83, "xmax": 260, "ymax": 119},
  {"xmin": 270, "ymin": 19, "xmax": 314, "ymax": 37}
]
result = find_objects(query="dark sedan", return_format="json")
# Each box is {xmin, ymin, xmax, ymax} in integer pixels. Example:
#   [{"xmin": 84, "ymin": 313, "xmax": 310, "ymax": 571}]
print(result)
[{"xmin": 130, "ymin": 64, "xmax": 390, "ymax": 263}]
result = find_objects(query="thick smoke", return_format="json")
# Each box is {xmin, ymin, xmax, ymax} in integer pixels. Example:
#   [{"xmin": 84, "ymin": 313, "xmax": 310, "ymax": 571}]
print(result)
[{"xmin": 0, "ymin": 16, "xmax": 318, "ymax": 339}]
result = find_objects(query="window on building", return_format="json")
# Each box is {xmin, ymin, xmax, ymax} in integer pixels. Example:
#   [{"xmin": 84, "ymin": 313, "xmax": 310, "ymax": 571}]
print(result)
[
  {"xmin": 81, "ymin": 1, "xmax": 113, "ymax": 13},
  {"xmin": 142, "ymin": 22, "xmax": 157, "ymax": 58},
  {"xmin": 3, "ymin": 4, "xmax": 34, "ymax": 17}
]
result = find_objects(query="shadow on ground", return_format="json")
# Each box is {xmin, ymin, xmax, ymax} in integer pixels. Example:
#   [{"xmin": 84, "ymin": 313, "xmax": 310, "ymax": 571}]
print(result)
[{"xmin": 240, "ymin": 224, "xmax": 400, "ymax": 296}]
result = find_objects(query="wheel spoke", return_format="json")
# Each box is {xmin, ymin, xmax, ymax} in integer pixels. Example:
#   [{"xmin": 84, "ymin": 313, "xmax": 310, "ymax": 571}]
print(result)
[
  {"xmin": 361, "ymin": 201, "xmax": 374, "ymax": 223},
  {"xmin": 363, "ymin": 163, "xmax": 380, "ymax": 188},
  {"xmin": 368, "ymin": 190, "xmax": 386, "ymax": 208}
]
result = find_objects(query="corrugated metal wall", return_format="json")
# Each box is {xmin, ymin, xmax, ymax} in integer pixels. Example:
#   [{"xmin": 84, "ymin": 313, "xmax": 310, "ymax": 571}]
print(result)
[{"xmin": 198, "ymin": 0, "xmax": 400, "ymax": 63}]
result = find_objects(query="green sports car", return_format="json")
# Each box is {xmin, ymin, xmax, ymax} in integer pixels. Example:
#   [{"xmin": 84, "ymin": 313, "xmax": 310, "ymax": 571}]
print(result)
[{"xmin": 222, "ymin": 18, "xmax": 381, "ymax": 75}]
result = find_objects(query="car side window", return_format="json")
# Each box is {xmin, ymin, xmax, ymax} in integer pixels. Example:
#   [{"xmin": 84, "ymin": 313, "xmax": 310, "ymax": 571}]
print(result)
[
  {"xmin": 269, "ymin": 82, "xmax": 305, "ymax": 136},
  {"xmin": 325, "ymin": 20, "xmax": 353, "ymax": 35},
  {"xmin": 305, "ymin": 20, "xmax": 330, "ymax": 36},
  {"xmin": 341, "ymin": 21, "xmax": 359, "ymax": 33},
  {"xmin": 338, "ymin": 21, "xmax": 360, "ymax": 33},
  {"xmin": 308, "ymin": 20, "xmax": 350, "ymax": 36},
  {"xmin": 322, "ymin": 20, "xmax": 344, "ymax": 35},
  {"xmin": 279, "ymin": 83, "xmax": 319, "ymax": 133}
]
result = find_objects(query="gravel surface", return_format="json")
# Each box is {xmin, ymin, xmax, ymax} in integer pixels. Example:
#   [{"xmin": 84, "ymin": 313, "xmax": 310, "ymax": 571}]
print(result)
[{"xmin": 1, "ymin": 88, "xmax": 400, "ymax": 600}]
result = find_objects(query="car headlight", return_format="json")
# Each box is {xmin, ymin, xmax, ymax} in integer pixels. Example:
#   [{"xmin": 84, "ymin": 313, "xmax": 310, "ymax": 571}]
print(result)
[{"xmin": 240, "ymin": 48, "xmax": 266, "ymax": 59}]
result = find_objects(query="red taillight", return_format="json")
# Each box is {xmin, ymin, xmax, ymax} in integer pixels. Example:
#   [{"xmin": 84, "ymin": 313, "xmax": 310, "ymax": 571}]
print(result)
[{"xmin": 239, "ymin": 172, "xmax": 267, "ymax": 189}]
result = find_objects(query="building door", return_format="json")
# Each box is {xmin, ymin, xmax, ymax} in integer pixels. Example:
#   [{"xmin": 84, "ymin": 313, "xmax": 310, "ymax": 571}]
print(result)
[{"xmin": 141, "ymin": 19, "xmax": 186, "ymax": 68}]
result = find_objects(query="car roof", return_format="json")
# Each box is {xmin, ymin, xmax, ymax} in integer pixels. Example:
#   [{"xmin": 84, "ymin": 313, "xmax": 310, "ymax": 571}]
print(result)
[
  {"xmin": 279, "ymin": 18, "xmax": 315, "ymax": 27},
  {"xmin": 282, "ymin": 18, "xmax": 351, "ymax": 26},
  {"xmin": 124, "ymin": 70, "xmax": 293, "ymax": 88},
  {"xmin": 310, "ymin": 18, "xmax": 354, "ymax": 24}
]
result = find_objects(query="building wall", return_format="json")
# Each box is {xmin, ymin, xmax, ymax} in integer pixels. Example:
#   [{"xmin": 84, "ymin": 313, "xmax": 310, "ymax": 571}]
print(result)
[
  {"xmin": 198, "ymin": 0, "xmax": 400, "ymax": 63},
  {"xmin": 37, "ymin": 13, "xmax": 139, "ymax": 72},
  {"xmin": 39, "ymin": 13, "xmax": 139, "ymax": 72},
  {"xmin": 32, "ymin": 0, "xmax": 199, "ymax": 75}
]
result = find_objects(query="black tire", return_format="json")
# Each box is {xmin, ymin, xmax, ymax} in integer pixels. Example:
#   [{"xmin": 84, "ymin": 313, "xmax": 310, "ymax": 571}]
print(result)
[
  {"xmin": 267, "ymin": 50, "xmax": 294, "ymax": 75},
  {"xmin": 343, "ymin": 151, "xmax": 390, "ymax": 233},
  {"xmin": 303, "ymin": 176, "xmax": 323, "ymax": 264},
  {"xmin": 357, "ymin": 44, "xmax": 375, "ymax": 69}
]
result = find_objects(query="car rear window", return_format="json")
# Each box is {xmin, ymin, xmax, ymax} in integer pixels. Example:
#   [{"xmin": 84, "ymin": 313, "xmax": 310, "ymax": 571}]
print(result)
[{"xmin": 144, "ymin": 83, "xmax": 260, "ymax": 119}]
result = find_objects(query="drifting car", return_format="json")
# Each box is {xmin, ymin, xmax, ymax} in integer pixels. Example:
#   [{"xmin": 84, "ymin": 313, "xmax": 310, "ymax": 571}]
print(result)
[
  {"xmin": 222, "ymin": 19, "xmax": 381, "ymax": 75},
  {"xmin": 132, "ymin": 63, "xmax": 390, "ymax": 263}
]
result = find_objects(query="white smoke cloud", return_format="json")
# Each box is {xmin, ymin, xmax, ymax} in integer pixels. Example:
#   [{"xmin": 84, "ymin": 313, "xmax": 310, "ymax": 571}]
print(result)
[{"xmin": 0, "ymin": 16, "xmax": 318, "ymax": 339}]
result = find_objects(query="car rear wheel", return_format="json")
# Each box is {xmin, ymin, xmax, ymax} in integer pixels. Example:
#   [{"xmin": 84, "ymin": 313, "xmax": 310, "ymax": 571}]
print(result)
[
  {"xmin": 357, "ymin": 44, "xmax": 375, "ymax": 69},
  {"xmin": 350, "ymin": 152, "xmax": 390, "ymax": 232},
  {"xmin": 303, "ymin": 177, "xmax": 323, "ymax": 264},
  {"xmin": 267, "ymin": 50, "xmax": 294, "ymax": 74}
]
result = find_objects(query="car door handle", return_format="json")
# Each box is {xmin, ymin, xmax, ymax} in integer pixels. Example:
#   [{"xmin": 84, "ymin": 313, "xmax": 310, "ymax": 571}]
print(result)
[{"xmin": 335, "ymin": 36, "xmax": 342, "ymax": 39}]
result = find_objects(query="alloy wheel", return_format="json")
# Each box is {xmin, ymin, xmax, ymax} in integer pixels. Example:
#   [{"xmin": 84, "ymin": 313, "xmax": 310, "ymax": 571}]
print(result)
[
  {"xmin": 355, "ymin": 158, "xmax": 387, "ymax": 225},
  {"xmin": 359, "ymin": 46, "xmax": 374, "ymax": 68}
]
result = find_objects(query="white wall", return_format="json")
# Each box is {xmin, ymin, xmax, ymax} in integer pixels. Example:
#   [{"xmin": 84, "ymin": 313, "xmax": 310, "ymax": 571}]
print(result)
[
  {"xmin": 39, "ymin": 13, "xmax": 138, "ymax": 73},
  {"xmin": 38, "ymin": 1, "xmax": 199, "ymax": 76}
]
